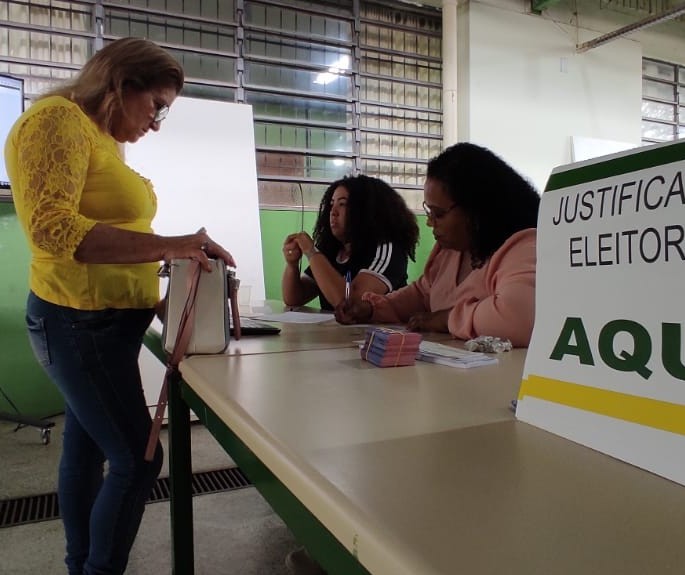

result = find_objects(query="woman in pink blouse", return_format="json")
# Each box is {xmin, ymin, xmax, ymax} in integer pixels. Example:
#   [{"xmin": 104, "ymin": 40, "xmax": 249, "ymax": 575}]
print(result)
[{"xmin": 335, "ymin": 143, "xmax": 540, "ymax": 347}]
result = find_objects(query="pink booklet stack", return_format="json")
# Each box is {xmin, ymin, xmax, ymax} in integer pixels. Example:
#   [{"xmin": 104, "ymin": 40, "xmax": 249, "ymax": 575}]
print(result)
[{"xmin": 360, "ymin": 327, "xmax": 422, "ymax": 367}]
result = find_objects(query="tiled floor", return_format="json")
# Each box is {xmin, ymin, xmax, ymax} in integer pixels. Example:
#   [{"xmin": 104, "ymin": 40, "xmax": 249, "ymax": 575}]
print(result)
[{"xmin": 0, "ymin": 416, "xmax": 299, "ymax": 574}]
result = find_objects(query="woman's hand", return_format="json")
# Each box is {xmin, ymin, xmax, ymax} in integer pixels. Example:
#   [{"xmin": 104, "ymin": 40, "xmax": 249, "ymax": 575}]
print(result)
[
  {"xmin": 283, "ymin": 233, "xmax": 303, "ymax": 264},
  {"xmin": 162, "ymin": 228, "xmax": 235, "ymax": 272},
  {"xmin": 286, "ymin": 232, "xmax": 316, "ymax": 258},
  {"xmin": 336, "ymin": 290, "xmax": 381, "ymax": 324},
  {"xmin": 197, "ymin": 231, "xmax": 236, "ymax": 269},
  {"xmin": 407, "ymin": 309, "xmax": 450, "ymax": 333},
  {"xmin": 335, "ymin": 299, "xmax": 373, "ymax": 325}
]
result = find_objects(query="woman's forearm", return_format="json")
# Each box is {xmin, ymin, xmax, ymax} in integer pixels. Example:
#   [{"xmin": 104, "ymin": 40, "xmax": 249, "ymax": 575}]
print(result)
[
  {"xmin": 74, "ymin": 224, "xmax": 164, "ymax": 263},
  {"xmin": 307, "ymin": 252, "xmax": 346, "ymax": 307},
  {"xmin": 73, "ymin": 223, "xmax": 234, "ymax": 269},
  {"xmin": 282, "ymin": 262, "xmax": 316, "ymax": 306}
]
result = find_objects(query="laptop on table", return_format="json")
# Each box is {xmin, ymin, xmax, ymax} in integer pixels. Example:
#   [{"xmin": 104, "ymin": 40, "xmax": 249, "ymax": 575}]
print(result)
[{"xmin": 229, "ymin": 316, "xmax": 281, "ymax": 336}]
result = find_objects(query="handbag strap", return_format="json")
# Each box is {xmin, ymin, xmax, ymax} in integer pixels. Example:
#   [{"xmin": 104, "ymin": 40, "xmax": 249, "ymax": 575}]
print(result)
[{"xmin": 145, "ymin": 259, "xmax": 202, "ymax": 462}]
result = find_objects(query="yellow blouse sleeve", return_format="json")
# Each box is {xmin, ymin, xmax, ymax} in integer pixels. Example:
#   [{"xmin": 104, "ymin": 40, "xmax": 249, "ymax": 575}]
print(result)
[{"xmin": 15, "ymin": 104, "xmax": 97, "ymax": 258}]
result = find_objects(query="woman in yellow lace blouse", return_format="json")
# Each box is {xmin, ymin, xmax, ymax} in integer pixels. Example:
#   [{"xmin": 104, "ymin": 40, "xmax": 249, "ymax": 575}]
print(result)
[{"xmin": 4, "ymin": 38, "xmax": 234, "ymax": 575}]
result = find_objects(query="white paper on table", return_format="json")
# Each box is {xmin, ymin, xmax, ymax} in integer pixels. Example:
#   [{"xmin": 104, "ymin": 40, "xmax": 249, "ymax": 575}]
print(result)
[
  {"xmin": 254, "ymin": 311, "xmax": 335, "ymax": 324},
  {"xmin": 416, "ymin": 341, "xmax": 498, "ymax": 368}
]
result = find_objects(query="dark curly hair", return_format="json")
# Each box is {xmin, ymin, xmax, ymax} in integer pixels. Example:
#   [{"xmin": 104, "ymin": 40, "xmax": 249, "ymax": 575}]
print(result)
[
  {"xmin": 312, "ymin": 175, "xmax": 419, "ymax": 268},
  {"xmin": 427, "ymin": 143, "xmax": 540, "ymax": 268}
]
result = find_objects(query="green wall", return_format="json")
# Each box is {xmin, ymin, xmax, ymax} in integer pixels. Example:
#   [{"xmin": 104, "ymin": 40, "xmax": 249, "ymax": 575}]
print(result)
[
  {"xmin": 259, "ymin": 209, "xmax": 433, "ymax": 300},
  {"xmin": 0, "ymin": 202, "xmax": 63, "ymax": 417}
]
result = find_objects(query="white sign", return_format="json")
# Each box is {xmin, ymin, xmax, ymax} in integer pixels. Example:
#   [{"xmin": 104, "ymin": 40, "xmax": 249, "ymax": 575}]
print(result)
[{"xmin": 517, "ymin": 139, "xmax": 685, "ymax": 485}]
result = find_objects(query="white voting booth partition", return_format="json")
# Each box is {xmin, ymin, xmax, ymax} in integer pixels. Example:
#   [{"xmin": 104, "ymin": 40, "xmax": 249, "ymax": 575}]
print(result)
[
  {"xmin": 517, "ymin": 139, "xmax": 685, "ymax": 486},
  {"xmin": 125, "ymin": 97, "xmax": 263, "ymax": 415}
]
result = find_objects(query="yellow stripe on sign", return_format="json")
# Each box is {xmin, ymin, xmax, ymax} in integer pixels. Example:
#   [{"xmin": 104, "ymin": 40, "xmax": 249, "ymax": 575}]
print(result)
[{"xmin": 519, "ymin": 375, "xmax": 685, "ymax": 436}]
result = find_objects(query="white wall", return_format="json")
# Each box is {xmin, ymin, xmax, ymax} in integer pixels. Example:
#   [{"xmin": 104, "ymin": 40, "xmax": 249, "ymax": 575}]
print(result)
[
  {"xmin": 639, "ymin": 22, "xmax": 685, "ymax": 65},
  {"xmin": 460, "ymin": 0, "xmax": 643, "ymax": 191}
]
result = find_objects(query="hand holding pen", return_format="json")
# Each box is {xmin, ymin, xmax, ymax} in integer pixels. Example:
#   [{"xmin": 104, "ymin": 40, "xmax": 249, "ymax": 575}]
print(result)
[
  {"xmin": 334, "ymin": 298, "xmax": 373, "ymax": 325},
  {"xmin": 335, "ymin": 271, "xmax": 373, "ymax": 324}
]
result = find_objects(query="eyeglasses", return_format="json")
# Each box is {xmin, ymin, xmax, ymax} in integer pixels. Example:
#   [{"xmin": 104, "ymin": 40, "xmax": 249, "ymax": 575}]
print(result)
[
  {"xmin": 153, "ymin": 103, "xmax": 169, "ymax": 123},
  {"xmin": 422, "ymin": 201, "xmax": 458, "ymax": 220}
]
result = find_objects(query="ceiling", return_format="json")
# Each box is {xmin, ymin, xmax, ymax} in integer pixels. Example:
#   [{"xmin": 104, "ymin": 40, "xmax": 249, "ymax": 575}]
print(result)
[{"xmin": 401, "ymin": 0, "xmax": 685, "ymax": 52}]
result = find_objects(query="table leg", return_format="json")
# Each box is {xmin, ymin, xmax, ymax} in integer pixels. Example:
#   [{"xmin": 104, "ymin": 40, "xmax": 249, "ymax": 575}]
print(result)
[{"xmin": 168, "ymin": 372, "xmax": 194, "ymax": 574}]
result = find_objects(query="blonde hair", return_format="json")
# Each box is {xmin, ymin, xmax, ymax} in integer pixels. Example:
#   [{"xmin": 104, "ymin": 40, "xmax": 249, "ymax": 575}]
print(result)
[{"xmin": 41, "ymin": 37, "xmax": 184, "ymax": 133}]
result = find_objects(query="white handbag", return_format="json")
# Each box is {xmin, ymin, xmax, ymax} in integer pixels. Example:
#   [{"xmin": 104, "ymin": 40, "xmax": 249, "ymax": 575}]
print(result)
[{"xmin": 162, "ymin": 257, "xmax": 230, "ymax": 355}]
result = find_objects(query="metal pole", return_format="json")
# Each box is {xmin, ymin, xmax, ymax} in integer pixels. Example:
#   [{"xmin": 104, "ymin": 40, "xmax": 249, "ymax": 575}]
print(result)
[{"xmin": 577, "ymin": 3, "xmax": 685, "ymax": 53}]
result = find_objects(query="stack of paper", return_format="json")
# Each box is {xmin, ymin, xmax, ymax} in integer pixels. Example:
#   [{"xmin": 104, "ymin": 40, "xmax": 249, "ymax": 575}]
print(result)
[
  {"xmin": 417, "ymin": 340, "xmax": 498, "ymax": 369},
  {"xmin": 360, "ymin": 327, "xmax": 422, "ymax": 367}
]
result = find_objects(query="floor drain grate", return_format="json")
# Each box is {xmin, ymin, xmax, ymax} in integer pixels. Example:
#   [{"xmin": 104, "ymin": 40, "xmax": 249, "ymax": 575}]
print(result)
[
  {"xmin": 149, "ymin": 467, "xmax": 251, "ymax": 502},
  {"xmin": 0, "ymin": 467, "xmax": 251, "ymax": 528}
]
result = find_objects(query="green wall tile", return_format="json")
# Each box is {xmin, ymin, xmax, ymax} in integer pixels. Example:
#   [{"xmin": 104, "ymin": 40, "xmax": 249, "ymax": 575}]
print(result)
[{"xmin": 0, "ymin": 202, "xmax": 63, "ymax": 417}]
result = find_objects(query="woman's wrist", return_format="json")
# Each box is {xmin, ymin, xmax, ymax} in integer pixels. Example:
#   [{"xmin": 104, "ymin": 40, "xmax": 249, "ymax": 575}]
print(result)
[{"xmin": 303, "ymin": 246, "xmax": 320, "ymax": 259}]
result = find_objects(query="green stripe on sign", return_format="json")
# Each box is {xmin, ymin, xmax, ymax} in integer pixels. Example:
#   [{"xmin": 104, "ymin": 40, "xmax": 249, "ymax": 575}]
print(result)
[{"xmin": 545, "ymin": 140, "xmax": 685, "ymax": 192}]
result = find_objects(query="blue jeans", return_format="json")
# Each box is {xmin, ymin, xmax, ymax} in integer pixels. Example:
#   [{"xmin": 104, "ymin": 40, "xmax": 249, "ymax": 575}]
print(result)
[{"xmin": 26, "ymin": 292, "xmax": 162, "ymax": 575}]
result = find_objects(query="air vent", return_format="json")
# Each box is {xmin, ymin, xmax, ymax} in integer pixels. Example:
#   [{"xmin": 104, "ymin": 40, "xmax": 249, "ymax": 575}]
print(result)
[{"xmin": 0, "ymin": 467, "xmax": 251, "ymax": 528}]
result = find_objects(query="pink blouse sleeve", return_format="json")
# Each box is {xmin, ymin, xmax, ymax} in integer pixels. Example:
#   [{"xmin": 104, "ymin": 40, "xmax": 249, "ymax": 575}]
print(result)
[{"xmin": 447, "ymin": 229, "xmax": 537, "ymax": 347}]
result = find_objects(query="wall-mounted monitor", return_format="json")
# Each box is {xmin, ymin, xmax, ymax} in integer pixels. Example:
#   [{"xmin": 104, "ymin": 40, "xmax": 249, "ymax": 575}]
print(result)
[{"xmin": 0, "ymin": 74, "xmax": 25, "ymax": 199}]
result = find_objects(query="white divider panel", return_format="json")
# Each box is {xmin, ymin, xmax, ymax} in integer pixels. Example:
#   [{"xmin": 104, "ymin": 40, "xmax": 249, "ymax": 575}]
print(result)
[
  {"xmin": 126, "ymin": 97, "xmax": 263, "ymax": 413},
  {"xmin": 126, "ymin": 97, "xmax": 264, "ymax": 300}
]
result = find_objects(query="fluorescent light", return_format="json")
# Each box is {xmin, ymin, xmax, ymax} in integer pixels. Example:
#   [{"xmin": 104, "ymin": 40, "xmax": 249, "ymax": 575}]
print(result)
[
  {"xmin": 314, "ymin": 55, "xmax": 350, "ymax": 85},
  {"xmin": 314, "ymin": 72, "xmax": 337, "ymax": 85}
]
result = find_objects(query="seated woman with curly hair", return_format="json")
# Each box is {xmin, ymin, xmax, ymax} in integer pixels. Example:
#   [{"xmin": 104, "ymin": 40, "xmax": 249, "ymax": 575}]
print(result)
[
  {"xmin": 282, "ymin": 174, "xmax": 419, "ymax": 310},
  {"xmin": 336, "ymin": 142, "xmax": 540, "ymax": 347}
]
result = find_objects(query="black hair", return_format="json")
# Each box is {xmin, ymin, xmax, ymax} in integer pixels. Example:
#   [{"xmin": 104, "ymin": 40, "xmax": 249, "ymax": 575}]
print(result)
[
  {"xmin": 426, "ymin": 142, "xmax": 540, "ymax": 268},
  {"xmin": 312, "ymin": 175, "xmax": 419, "ymax": 267}
]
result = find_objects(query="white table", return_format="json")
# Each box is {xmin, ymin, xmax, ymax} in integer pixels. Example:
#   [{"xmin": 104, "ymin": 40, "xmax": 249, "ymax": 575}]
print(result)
[{"xmin": 164, "ymin": 330, "xmax": 685, "ymax": 575}]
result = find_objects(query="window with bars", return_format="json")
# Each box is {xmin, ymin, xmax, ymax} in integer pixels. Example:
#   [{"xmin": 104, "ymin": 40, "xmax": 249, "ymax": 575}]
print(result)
[
  {"xmin": 642, "ymin": 57, "xmax": 685, "ymax": 144},
  {"xmin": 0, "ymin": 1, "xmax": 90, "ymax": 97},
  {"xmin": 103, "ymin": 0, "xmax": 239, "ymax": 100},
  {"xmin": 243, "ymin": 1, "xmax": 356, "ymax": 206},
  {"xmin": 0, "ymin": 0, "xmax": 442, "ymax": 209},
  {"xmin": 359, "ymin": 2, "xmax": 442, "ymax": 210}
]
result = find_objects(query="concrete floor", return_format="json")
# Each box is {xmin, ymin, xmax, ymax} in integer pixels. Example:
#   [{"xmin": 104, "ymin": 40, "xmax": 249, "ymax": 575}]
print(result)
[{"xmin": 0, "ymin": 416, "xmax": 299, "ymax": 574}]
